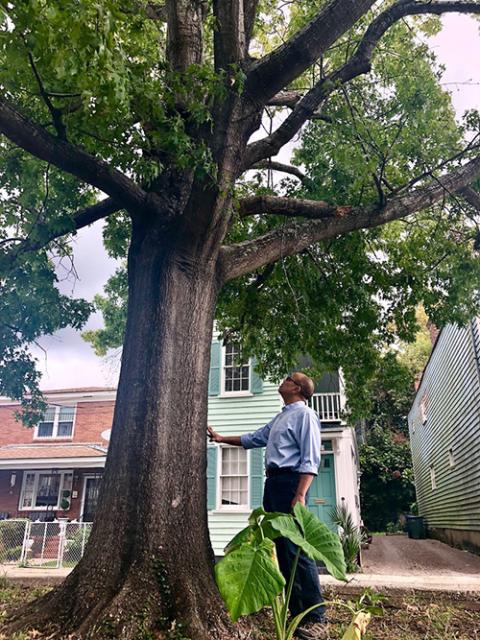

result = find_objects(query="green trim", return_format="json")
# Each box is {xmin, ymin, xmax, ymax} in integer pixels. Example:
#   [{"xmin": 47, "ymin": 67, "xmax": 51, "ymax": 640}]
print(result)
[
  {"xmin": 250, "ymin": 448, "xmax": 264, "ymax": 508},
  {"xmin": 209, "ymin": 341, "xmax": 221, "ymax": 396},
  {"xmin": 207, "ymin": 446, "xmax": 217, "ymax": 510}
]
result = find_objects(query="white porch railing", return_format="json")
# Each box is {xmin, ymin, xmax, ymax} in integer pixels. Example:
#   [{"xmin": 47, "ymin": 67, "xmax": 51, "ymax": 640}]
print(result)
[{"xmin": 308, "ymin": 393, "xmax": 343, "ymax": 422}]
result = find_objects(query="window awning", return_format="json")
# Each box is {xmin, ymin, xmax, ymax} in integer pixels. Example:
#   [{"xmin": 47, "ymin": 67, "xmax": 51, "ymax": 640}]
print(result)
[{"xmin": 0, "ymin": 444, "xmax": 107, "ymax": 469}]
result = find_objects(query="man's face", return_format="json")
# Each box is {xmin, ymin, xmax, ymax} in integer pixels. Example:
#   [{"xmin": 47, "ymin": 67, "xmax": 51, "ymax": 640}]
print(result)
[{"xmin": 279, "ymin": 374, "xmax": 301, "ymax": 394}]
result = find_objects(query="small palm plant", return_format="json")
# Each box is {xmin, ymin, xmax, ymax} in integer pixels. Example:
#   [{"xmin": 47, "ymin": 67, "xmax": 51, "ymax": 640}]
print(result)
[
  {"xmin": 215, "ymin": 503, "xmax": 374, "ymax": 640},
  {"xmin": 329, "ymin": 504, "xmax": 367, "ymax": 573}
]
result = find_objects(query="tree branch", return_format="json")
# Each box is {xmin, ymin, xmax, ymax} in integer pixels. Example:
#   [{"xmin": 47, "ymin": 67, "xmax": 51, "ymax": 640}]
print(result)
[
  {"xmin": 244, "ymin": 0, "xmax": 376, "ymax": 106},
  {"xmin": 213, "ymin": 1, "xmax": 247, "ymax": 68},
  {"xmin": 458, "ymin": 185, "xmax": 480, "ymax": 211},
  {"xmin": 249, "ymin": 161, "xmax": 308, "ymax": 183},
  {"xmin": 244, "ymin": 0, "xmax": 260, "ymax": 50},
  {"xmin": 26, "ymin": 48, "xmax": 67, "ymax": 140},
  {"xmin": 239, "ymin": 195, "xmax": 336, "ymax": 218},
  {"xmin": 0, "ymin": 97, "xmax": 163, "ymax": 215},
  {"xmin": 0, "ymin": 198, "xmax": 121, "ymax": 267},
  {"xmin": 220, "ymin": 155, "xmax": 480, "ymax": 281},
  {"xmin": 166, "ymin": 0, "xmax": 205, "ymax": 72},
  {"xmin": 244, "ymin": 1, "xmax": 480, "ymax": 168},
  {"xmin": 267, "ymin": 90, "xmax": 334, "ymax": 122},
  {"xmin": 267, "ymin": 91, "xmax": 304, "ymax": 108}
]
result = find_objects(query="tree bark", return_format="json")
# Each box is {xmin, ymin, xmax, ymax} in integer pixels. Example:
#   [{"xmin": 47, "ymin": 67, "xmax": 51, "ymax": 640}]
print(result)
[{"xmin": 3, "ymin": 216, "xmax": 235, "ymax": 639}]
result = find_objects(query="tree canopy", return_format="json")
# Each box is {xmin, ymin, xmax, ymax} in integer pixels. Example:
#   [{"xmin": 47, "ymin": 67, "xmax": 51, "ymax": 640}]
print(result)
[{"xmin": 84, "ymin": 7, "xmax": 480, "ymax": 418}]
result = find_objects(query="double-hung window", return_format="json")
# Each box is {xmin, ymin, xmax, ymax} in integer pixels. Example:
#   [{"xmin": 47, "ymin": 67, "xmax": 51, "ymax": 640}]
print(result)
[
  {"xmin": 19, "ymin": 470, "xmax": 73, "ymax": 510},
  {"xmin": 222, "ymin": 343, "xmax": 250, "ymax": 394},
  {"xmin": 35, "ymin": 405, "xmax": 76, "ymax": 439},
  {"xmin": 219, "ymin": 446, "xmax": 249, "ymax": 509}
]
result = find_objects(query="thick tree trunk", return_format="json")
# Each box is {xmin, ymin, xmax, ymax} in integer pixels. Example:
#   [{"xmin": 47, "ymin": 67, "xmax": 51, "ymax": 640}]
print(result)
[{"xmin": 3, "ymin": 217, "xmax": 237, "ymax": 639}]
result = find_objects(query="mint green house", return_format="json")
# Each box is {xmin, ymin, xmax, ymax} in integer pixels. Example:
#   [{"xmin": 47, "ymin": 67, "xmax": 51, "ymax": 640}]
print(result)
[
  {"xmin": 409, "ymin": 319, "xmax": 480, "ymax": 553},
  {"xmin": 206, "ymin": 337, "xmax": 362, "ymax": 556}
]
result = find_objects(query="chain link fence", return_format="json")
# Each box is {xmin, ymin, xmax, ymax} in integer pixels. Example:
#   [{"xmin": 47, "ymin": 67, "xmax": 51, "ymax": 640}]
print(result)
[{"xmin": 0, "ymin": 519, "xmax": 92, "ymax": 568}]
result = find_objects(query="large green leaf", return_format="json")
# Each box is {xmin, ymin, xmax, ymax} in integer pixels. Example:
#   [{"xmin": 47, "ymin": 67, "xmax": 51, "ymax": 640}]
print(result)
[
  {"xmin": 224, "ymin": 524, "xmax": 257, "ymax": 555},
  {"xmin": 292, "ymin": 503, "xmax": 347, "ymax": 581},
  {"xmin": 225, "ymin": 509, "xmax": 287, "ymax": 554},
  {"xmin": 215, "ymin": 539, "xmax": 285, "ymax": 622},
  {"xmin": 262, "ymin": 507, "xmax": 346, "ymax": 581}
]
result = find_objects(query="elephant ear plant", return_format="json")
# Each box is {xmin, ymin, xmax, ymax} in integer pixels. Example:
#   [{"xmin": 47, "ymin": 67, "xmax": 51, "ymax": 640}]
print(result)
[{"xmin": 215, "ymin": 504, "xmax": 372, "ymax": 640}]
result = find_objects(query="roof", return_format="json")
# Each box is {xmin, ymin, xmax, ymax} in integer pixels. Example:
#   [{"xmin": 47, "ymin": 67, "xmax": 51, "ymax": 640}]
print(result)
[{"xmin": 0, "ymin": 444, "xmax": 107, "ymax": 460}]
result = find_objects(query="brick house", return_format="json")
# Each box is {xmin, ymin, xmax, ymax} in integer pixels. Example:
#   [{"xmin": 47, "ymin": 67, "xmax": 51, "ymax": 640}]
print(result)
[{"xmin": 0, "ymin": 388, "xmax": 114, "ymax": 522}]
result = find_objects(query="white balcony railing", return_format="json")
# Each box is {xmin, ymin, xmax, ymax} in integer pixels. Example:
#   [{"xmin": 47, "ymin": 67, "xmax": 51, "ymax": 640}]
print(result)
[{"xmin": 308, "ymin": 393, "xmax": 343, "ymax": 422}]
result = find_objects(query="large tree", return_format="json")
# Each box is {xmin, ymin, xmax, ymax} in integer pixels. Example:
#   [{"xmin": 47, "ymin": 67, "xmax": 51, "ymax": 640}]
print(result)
[{"xmin": 1, "ymin": 1, "xmax": 480, "ymax": 638}]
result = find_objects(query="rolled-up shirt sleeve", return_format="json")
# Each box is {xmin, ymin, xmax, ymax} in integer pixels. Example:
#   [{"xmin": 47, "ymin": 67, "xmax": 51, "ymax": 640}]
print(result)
[
  {"xmin": 296, "ymin": 411, "xmax": 321, "ymax": 474},
  {"xmin": 240, "ymin": 420, "xmax": 273, "ymax": 449}
]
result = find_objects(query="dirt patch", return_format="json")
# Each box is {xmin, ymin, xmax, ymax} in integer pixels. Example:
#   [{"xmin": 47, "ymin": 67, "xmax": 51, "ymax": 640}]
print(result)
[
  {"xmin": 1, "ymin": 582, "xmax": 479, "ymax": 639},
  {"xmin": 362, "ymin": 534, "xmax": 480, "ymax": 576},
  {"xmin": 251, "ymin": 588, "xmax": 480, "ymax": 640}
]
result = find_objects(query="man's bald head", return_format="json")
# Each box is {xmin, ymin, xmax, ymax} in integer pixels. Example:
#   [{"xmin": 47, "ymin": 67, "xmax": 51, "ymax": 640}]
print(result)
[
  {"xmin": 291, "ymin": 372, "xmax": 315, "ymax": 401},
  {"xmin": 279, "ymin": 371, "xmax": 315, "ymax": 403}
]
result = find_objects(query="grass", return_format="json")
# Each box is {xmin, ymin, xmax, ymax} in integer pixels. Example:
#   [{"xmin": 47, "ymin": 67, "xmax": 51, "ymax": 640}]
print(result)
[
  {"xmin": 0, "ymin": 583, "xmax": 478, "ymax": 639},
  {"xmin": 250, "ymin": 587, "xmax": 480, "ymax": 640}
]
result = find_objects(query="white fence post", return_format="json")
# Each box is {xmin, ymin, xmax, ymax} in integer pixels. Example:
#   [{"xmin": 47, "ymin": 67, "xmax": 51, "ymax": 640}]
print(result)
[
  {"xmin": 57, "ymin": 519, "xmax": 68, "ymax": 569},
  {"xmin": 20, "ymin": 520, "xmax": 31, "ymax": 566}
]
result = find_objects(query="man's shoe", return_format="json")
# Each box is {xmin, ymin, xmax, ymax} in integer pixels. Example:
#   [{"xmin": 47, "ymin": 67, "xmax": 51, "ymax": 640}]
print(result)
[{"xmin": 294, "ymin": 621, "xmax": 329, "ymax": 640}]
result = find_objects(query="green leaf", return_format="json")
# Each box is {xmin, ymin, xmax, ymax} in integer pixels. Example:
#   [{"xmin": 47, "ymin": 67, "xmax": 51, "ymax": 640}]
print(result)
[
  {"xmin": 248, "ymin": 506, "xmax": 267, "ymax": 526},
  {"xmin": 263, "ymin": 505, "xmax": 347, "ymax": 581},
  {"xmin": 215, "ymin": 539, "xmax": 285, "ymax": 622},
  {"xmin": 224, "ymin": 524, "xmax": 258, "ymax": 555}
]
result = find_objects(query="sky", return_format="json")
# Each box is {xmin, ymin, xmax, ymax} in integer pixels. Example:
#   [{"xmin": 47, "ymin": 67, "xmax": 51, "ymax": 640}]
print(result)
[{"xmin": 31, "ymin": 14, "xmax": 480, "ymax": 391}]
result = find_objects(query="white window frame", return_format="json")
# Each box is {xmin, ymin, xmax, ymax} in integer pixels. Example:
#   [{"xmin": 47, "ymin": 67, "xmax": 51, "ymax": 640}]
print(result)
[
  {"xmin": 448, "ymin": 448, "xmax": 455, "ymax": 468},
  {"xmin": 420, "ymin": 393, "xmax": 428, "ymax": 425},
  {"xmin": 215, "ymin": 445, "xmax": 250, "ymax": 512},
  {"xmin": 34, "ymin": 404, "xmax": 77, "ymax": 440},
  {"xmin": 429, "ymin": 464, "xmax": 437, "ymax": 490},
  {"xmin": 18, "ymin": 469, "xmax": 74, "ymax": 511},
  {"xmin": 220, "ymin": 343, "xmax": 252, "ymax": 397}
]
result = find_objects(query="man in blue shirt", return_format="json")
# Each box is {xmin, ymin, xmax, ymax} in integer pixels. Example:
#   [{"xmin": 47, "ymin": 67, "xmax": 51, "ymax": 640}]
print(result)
[{"xmin": 208, "ymin": 372, "xmax": 326, "ymax": 640}]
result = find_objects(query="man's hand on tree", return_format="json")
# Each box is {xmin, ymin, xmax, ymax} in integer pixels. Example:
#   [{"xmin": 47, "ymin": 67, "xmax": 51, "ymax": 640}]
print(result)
[{"xmin": 207, "ymin": 426, "xmax": 222, "ymax": 443}]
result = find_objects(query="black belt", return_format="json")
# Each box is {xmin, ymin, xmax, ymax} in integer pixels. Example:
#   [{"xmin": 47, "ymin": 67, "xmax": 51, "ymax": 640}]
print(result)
[{"xmin": 266, "ymin": 466, "xmax": 298, "ymax": 478}]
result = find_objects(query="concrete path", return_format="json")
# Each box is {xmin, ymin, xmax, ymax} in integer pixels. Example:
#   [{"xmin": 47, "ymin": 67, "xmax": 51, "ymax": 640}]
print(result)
[
  {"xmin": 322, "ymin": 573, "xmax": 480, "ymax": 592},
  {"xmin": 2, "ymin": 535, "xmax": 480, "ymax": 592}
]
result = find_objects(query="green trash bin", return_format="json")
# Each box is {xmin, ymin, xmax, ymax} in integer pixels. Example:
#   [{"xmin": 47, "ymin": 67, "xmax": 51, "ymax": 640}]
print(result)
[{"xmin": 406, "ymin": 515, "xmax": 425, "ymax": 539}]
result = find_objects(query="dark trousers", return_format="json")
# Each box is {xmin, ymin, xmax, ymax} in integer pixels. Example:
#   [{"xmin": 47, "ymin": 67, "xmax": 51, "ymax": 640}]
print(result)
[{"xmin": 263, "ymin": 474, "xmax": 325, "ymax": 623}]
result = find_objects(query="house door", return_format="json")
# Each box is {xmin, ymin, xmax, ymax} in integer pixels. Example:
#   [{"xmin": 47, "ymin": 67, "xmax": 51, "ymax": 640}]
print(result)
[
  {"xmin": 81, "ymin": 476, "xmax": 102, "ymax": 522},
  {"xmin": 307, "ymin": 454, "xmax": 336, "ymax": 530}
]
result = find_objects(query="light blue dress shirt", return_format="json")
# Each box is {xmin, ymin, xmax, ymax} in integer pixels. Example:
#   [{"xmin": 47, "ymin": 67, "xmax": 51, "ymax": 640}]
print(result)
[{"xmin": 240, "ymin": 400, "xmax": 321, "ymax": 475}]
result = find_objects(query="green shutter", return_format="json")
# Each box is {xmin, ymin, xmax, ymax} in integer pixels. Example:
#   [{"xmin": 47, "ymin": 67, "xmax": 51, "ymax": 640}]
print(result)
[
  {"xmin": 208, "ymin": 341, "xmax": 222, "ymax": 396},
  {"xmin": 251, "ymin": 357, "xmax": 264, "ymax": 394},
  {"xmin": 207, "ymin": 446, "xmax": 217, "ymax": 511},
  {"xmin": 250, "ymin": 448, "xmax": 265, "ymax": 508}
]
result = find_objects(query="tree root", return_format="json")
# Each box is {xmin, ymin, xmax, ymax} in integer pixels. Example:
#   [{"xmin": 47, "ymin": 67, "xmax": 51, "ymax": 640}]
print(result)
[{"xmin": 0, "ymin": 572, "xmax": 245, "ymax": 640}]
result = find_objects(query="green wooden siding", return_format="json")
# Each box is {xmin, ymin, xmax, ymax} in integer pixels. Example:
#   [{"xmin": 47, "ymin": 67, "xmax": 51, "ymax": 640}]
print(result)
[
  {"xmin": 207, "ymin": 380, "xmax": 281, "ymax": 555},
  {"xmin": 409, "ymin": 320, "xmax": 480, "ymax": 532}
]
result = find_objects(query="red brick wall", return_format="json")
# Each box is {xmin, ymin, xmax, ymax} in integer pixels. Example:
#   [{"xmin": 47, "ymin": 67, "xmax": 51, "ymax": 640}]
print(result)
[
  {"xmin": 0, "ymin": 470, "xmax": 22, "ymax": 517},
  {"xmin": 0, "ymin": 468, "xmax": 103, "ymax": 520},
  {"xmin": 0, "ymin": 400, "xmax": 115, "ymax": 445}
]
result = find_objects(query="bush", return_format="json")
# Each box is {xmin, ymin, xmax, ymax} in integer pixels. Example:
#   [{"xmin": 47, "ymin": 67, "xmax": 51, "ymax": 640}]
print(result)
[
  {"xmin": 0, "ymin": 520, "xmax": 28, "ymax": 564},
  {"xmin": 359, "ymin": 428, "xmax": 415, "ymax": 531}
]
